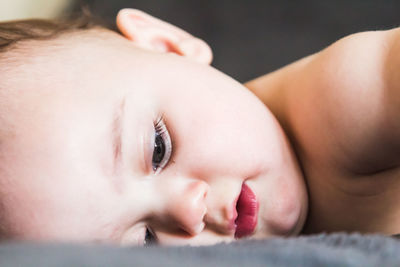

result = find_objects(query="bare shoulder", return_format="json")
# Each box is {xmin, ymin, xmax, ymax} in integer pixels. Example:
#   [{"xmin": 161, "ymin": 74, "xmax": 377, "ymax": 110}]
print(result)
[
  {"xmin": 246, "ymin": 29, "xmax": 400, "ymax": 233},
  {"xmin": 277, "ymin": 29, "xmax": 400, "ymax": 234},
  {"xmin": 285, "ymin": 28, "xmax": 400, "ymax": 176}
]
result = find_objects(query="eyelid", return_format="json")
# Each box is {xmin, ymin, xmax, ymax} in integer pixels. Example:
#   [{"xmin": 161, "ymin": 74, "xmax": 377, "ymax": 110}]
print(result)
[
  {"xmin": 140, "ymin": 122, "xmax": 154, "ymax": 175},
  {"xmin": 120, "ymin": 223, "xmax": 148, "ymax": 246}
]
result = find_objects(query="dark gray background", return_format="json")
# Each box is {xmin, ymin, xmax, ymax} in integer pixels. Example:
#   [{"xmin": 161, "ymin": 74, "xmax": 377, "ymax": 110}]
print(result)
[{"xmin": 71, "ymin": 0, "xmax": 400, "ymax": 82}]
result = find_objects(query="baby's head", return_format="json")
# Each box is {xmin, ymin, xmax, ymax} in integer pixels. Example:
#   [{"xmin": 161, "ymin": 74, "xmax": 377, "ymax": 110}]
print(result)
[{"xmin": 0, "ymin": 9, "xmax": 307, "ymax": 246}]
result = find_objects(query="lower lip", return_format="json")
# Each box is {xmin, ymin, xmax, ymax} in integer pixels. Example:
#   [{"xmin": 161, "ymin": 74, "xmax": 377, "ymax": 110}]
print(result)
[{"xmin": 234, "ymin": 182, "xmax": 259, "ymax": 238}]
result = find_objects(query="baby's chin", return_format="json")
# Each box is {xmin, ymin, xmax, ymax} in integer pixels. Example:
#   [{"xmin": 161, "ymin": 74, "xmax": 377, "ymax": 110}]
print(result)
[
  {"xmin": 254, "ymin": 191, "xmax": 306, "ymax": 239},
  {"xmin": 243, "ymin": 156, "xmax": 308, "ymax": 239}
]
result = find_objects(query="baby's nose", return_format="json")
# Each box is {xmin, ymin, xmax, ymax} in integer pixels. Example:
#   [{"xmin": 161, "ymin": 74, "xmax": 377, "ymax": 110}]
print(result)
[{"xmin": 165, "ymin": 179, "xmax": 209, "ymax": 235}]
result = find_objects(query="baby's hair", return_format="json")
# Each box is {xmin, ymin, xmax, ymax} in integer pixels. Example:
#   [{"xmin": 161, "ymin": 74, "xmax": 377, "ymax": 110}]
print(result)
[
  {"xmin": 0, "ymin": 9, "xmax": 109, "ymax": 53},
  {"xmin": 0, "ymin": 8, "xmax": 110, "ymax": 134}
]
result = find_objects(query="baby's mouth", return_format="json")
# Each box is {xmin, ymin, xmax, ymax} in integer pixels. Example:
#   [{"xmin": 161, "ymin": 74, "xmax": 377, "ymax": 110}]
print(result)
[{"xmin": 234, "ymin": 182, "xmax": 259, "ymax": 238}]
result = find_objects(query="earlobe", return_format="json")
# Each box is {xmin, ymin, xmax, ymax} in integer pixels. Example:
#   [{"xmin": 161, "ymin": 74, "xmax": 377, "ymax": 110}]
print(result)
[
  {"xmin": 116, "ymin": 9, "xmax": 213, "ymax": 64},
  {"xmin": 176, "ymin": 38, "xmax": 214, "ymax": 65}
]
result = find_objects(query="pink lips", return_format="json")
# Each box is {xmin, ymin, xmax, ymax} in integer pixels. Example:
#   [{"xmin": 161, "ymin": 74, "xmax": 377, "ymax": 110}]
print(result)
[{"xmin": 234, "ymin": 182, "xmax": 259, "ymax": 238}]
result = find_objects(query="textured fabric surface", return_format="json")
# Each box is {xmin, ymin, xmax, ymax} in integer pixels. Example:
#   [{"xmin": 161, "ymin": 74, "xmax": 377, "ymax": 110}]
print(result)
[{"xmin": 1, "ymin": 233, "xmax": 400, "ymax": 267}]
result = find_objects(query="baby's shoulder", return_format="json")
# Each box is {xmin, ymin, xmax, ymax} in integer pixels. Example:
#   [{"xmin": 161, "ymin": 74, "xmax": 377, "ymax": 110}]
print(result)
[
  {"xmin": 248, "ymin": 27, "xmax": 400, "ymax": 234},
  {"xmin": 287, "ymin": 28, "xmax": 400, "ymax": 234},
  {"xmin": 286, "ymin": 28, "xmax": 400, "ymax": 177}
]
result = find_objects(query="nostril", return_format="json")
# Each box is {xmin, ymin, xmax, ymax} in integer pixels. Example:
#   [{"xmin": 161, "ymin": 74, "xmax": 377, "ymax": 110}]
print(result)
[
  {"xmin": 193, "ymin": 221, "xmax": 205, "ymax": 235},
  {"xmin": 167, "ymin": 180, "xmax": 209, "ymax": 236},
  {"xmin": 188, "ymin": 181, "xmax": 209, "ymax": 233}
]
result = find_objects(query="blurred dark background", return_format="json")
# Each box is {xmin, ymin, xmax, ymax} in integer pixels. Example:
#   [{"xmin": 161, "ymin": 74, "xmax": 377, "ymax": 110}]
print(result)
[{"xmin": 71, "ymin": 0, "xmax": 400, "ymax": 82}]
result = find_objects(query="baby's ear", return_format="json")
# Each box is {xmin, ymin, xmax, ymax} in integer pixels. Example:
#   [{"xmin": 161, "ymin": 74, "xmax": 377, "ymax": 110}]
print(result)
[{"xmin": 116, "ymin": 9, "xmax": 213, "ymax": 65}]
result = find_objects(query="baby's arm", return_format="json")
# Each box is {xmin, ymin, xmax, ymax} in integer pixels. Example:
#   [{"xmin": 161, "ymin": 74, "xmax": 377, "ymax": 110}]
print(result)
[{"xmin": 246, "ymin": 27, "xmax": 400, "ymax": 176}]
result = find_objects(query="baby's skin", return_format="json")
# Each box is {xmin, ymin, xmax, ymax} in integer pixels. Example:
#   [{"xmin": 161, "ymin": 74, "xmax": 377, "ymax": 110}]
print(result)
[
  {"xmin": 0, "ymin": 9, "xmax": 307, "ymax": 246},
  {"xmin": 247, "ymin": 27, "xmax": 400, "ymax": 234},
  {"xmin": 0, "ymin": 9, "xmax": 398, "ymax": 246}
]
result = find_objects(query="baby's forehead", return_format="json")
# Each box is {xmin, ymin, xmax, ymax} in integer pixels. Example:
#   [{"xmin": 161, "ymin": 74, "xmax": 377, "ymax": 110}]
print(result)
[
  {"xmin": 1, "ymin": 30, "xmax": 136, "ymax": 95},
  {"xmin": 0, "ymin": 29, "xmax": 131, "ymax": 141}
]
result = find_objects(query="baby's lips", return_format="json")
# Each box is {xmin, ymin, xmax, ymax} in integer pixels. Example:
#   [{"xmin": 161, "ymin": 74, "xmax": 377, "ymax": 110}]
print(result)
[{"xmin": 234, "ymin": 182, "xmax": 259, "ymax": 239}]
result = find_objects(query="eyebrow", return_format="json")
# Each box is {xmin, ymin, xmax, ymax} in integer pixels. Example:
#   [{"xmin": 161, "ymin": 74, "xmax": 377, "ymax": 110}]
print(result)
[{"xmin": 112, "ymin": 97, "xmax": 126, "ymax": 176}]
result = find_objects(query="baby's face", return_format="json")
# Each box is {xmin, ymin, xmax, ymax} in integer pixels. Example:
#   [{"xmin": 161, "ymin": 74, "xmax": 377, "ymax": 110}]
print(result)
[{"xmin": 0, "ymin": 31, "xmax": 307, "ymax": 245}]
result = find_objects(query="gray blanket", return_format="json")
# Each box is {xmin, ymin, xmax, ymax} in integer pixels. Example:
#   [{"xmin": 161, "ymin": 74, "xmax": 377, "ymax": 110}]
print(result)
[{"xmin": 1, "ymin": 233, "xmax": 400, "ymax": 267}]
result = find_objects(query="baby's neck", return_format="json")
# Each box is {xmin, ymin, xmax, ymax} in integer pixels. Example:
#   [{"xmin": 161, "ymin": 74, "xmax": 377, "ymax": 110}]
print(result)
[
  {"xmin": 245, "ymin": 55, "xmax": 314, "ymax": 155},
  {"xmin": 246, "ymin": 54, "xmax": 314, "ymax": 133}
]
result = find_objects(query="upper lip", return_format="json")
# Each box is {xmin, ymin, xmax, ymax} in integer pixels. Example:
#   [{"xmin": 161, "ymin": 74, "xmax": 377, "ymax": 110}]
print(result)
[
  {"xmin": 234, "ymin": 182, "xmax": 259, "ymax": 238},
  {"xmin": 204, "ymin": 182, "xmax": 258, "ymax": 236}
]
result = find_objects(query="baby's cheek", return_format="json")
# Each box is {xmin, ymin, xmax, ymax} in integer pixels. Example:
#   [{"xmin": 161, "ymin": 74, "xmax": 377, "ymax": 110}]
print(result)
[
  {"xmin": 0, "ymin": 180, "xmax": 110, "ymax": 242},
  {"xmin": 0, "ymin": 195, "xmax": 53, "ymax": 239}
]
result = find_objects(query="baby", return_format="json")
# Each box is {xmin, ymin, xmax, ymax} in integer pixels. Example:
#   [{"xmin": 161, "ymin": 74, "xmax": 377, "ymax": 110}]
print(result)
[{"xmin": 0, "ymin": 8, "xmax": 398, "ymax": 246}]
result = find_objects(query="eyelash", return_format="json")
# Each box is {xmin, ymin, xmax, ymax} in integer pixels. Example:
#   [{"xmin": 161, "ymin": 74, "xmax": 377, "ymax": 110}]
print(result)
[
  {"xmin": 152, "ymin": 115, "xmax": 172, "ymax": 174},
  {"xmin": 154, "ymin": 115, "xmax": 166, "ymax": 134}
]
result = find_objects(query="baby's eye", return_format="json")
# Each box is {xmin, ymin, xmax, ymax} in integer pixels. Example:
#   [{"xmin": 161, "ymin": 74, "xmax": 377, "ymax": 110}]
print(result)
[
  {"xmin": 144, "ymin": 227, "xmax": 157, "ymax": 246},
  {"xmin": 152, "ymin": 116, "xmax": 172, "ymax": 173}
]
